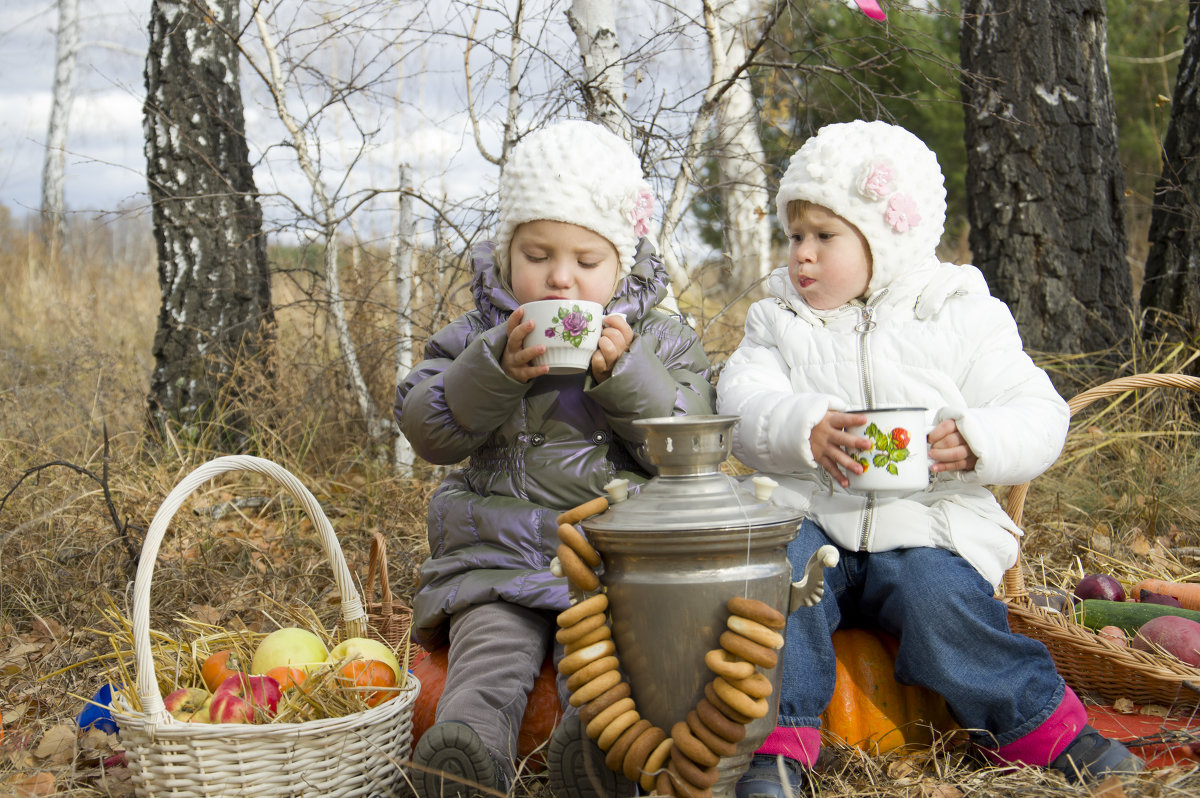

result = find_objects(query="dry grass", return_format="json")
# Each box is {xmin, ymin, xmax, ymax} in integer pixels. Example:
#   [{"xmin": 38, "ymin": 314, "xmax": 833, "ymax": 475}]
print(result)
[{"xmin": 2, "ymin": 212, "xmax": 1199, "ymax": 795}]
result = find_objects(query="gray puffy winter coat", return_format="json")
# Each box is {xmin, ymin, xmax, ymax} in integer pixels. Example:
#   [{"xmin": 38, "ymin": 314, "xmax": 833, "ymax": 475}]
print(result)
[{"xmin": 395, "ymin": 241, "xmax": 714, "ymax": 649}]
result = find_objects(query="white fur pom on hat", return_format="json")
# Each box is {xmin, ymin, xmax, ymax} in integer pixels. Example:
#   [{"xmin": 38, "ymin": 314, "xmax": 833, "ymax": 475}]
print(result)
[
  {"xmin": 776, "ymin": 120, "xmax": 947, "ymax": 294},
  {"xmin": 494, "ymin": 120, "xmax": 653, "ymax": 283}
]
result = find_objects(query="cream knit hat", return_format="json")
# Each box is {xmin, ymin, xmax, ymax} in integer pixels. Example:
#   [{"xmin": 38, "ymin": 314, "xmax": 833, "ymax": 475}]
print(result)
[
  {"xmin": 775, "ymin": 120, "xmax": 947, "ymax": 294},
  {"xmin": 494, "ymin": 120, "xmax": 654, "ymax": 285}
]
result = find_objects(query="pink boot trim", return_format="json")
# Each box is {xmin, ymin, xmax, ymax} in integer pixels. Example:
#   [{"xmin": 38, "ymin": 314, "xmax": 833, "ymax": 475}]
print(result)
[
  {"xmin": 984, "ymin": 686, "xmax": 1087, "ymax": 768},
  {"xmin": 755, "ymin": 726, "xmax": 821, "ymax": 768}
]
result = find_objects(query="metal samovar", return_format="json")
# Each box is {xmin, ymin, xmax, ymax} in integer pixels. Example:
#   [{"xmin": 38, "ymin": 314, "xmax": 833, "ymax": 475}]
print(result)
[{"xmin": 582, "ymin": 416, "xmax": 837, "ymax": 797}]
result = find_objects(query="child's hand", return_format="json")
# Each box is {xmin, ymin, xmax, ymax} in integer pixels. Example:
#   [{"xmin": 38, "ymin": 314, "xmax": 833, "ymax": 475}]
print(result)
[
  {"xmin": 590, "ymin": 314, "xmax": 634, "ymax": 383},
  {"xmin": 501, "ymin": 307, "xmax": 550, "ymax": 383},
  {"xmin": 811, "ymin": 410, "xmax": 871, "ymax": 488},
  {"xmin": 928, "ymin": 419, "xmax": 978, "ymax": 473}
]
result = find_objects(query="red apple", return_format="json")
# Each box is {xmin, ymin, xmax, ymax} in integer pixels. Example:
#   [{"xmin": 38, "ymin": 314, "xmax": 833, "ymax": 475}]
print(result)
[{"xmin": 209, "ymin": 674, "xmax": 282, "ymax": 723}]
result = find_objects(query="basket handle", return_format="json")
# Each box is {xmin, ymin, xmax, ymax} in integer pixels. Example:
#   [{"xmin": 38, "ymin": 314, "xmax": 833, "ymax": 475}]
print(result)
[
  {"xmin": 1002, "ymin": 372, "xmax": 1200, "ymax": 599},
  {"xmin": 365, "ymin": 531, "xmax": 393, "ymax": 613},
  {"xmin": 131, "ymin": 455, "xmax": 367, "ymax": 723}
]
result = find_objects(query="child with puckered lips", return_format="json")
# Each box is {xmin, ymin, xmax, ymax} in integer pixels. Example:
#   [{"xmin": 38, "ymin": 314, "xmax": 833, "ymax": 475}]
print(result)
[
  {"xmin": 395, "ymin": 119, "xmax": 713, "ymax": 798},
  {"xmin": 717, "ymin": 120, "xmax": 1142, "ymax": 796}
]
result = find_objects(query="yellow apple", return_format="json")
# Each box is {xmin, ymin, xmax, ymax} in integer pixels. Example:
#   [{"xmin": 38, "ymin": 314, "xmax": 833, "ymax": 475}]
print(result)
[
  {"xmin": 328, "ymin": 637, "xmax": 402, "ymax": 684},
  {"xmin": 250, "ymin": 627, "xmax": 330, "ymax": 675},
  {"xmin": 163, "ymin": 687, "xmax": 211, "ymax": 722}
]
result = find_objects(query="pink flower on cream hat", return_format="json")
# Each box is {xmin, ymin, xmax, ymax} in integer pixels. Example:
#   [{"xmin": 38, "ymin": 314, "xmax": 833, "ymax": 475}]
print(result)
[
  {"xmin": 629, "ymin": 188, "xmax": 654, "ymax": 238},
  {"xmin": 885, "ymin": 193, "xmax": 921, "ymax": 233}
]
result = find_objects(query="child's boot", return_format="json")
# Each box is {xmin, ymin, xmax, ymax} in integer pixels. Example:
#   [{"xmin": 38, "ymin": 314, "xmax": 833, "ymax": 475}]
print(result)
[
  {"xmin": 411, "ymin": 721, "xmax": 510, "ymax": 798},
  {"xmin": 1049, "ymin": 725, "xmax": 1143, "ymax": 784},
  {"xmin": 736, "ymin": 754, "xmax": 811, "ymax": 798},
  {"xmin": 547, "ymin": 714, "xmax": 637, "ymax": 797}
]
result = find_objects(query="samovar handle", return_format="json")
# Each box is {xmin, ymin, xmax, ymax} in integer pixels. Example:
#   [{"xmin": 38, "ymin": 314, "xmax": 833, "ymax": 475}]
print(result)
[{"xmin": 788, "ymin": 544, "xmax": 840, "ymax": 613}]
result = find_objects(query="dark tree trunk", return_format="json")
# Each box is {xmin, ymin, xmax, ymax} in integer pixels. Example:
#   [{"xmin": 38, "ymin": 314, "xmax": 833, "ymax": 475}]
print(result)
[
  {"xmin": 143, "ymin": 0, "xmax": 273, "ymax": 443},
  {"xmin": 1140, "ymin": 0, "xmax": 1200, "ymax": 343},
  {"xmin": 960, "ymin": 0, "xmax": 1133, "ymax": 356}
]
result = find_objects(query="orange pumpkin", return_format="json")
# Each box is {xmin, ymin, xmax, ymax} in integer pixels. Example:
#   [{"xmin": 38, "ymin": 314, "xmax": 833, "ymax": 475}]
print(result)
[
  {"xmin": 411, "ymin": 647, "xmax": 562, "ymax": 763},
  {"xmin": 200, "ymin": 650, "xmax": 243, "ymax": 692},
  {"xmin": 820, "ymin": 628, "xmax": 959, "ymax": 754},
  {"xmin": 339, "ymin": 660, "xmax": 398, "ymax": 707}
]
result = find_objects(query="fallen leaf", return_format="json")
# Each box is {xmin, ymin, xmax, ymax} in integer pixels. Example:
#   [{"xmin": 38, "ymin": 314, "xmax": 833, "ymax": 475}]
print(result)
[
  {"xmin": 921, "ymin": 782, "xmax": 962, "ymax": 798},
  {"xmin": 1091, "ymin": 774, "xmax": 1127, "ymax": 798},
  {"xmin": 188, "ymin": 604, "xmax": 223, "ymax": 626},
  {"xmin": 887, "ymin": 760, "xmax": 920, "ymax": 782},
  {"xmin": 1130, "ymin": 532, "xmax": 1152, "ymax": 557},
  {"xmin": 1139, "ymin": 703, "xmax": 1169, "ymax": 717},
  {"xmin": 5, "ymin": 772, "xmax": 55, "ymax": 797},
  {"xmin": 33, "ymin": 723, "xmax": 76, "ymax": 764},
  {"xmin": 30, "ymin": 615, "xmax": 65, "ymax": 642},
  {"xmin": 1113, "ymin": 698, "xmax": 1136, "ymax": 714}
]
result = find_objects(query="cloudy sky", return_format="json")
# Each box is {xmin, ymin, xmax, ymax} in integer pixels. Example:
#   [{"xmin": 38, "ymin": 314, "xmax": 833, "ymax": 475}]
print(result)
[
  {"xmin": 0, "ymin": 0, "xmax": 712, "ymax": 249},
  {"xmin": 1, "ymin": 1, "xmax": 151, "ymax": 216}
]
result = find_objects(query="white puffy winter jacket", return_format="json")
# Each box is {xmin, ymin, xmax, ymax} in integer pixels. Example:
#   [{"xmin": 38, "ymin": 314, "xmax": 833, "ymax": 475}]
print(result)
[{"xmin": 717, "ymin": 261, "xmax": 1070, "ymax": 587}]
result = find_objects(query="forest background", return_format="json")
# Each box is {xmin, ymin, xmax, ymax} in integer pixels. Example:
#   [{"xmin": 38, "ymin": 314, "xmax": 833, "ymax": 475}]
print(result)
[{"xmin": 2, "ymin": 1, "xmax": 1200, "ymax": 795}]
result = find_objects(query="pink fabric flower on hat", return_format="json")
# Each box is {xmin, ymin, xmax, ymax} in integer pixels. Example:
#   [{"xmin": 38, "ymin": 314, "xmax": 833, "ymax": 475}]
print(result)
[
  {"xmin": 629, "ymin": 187, "xmax": 654, "ymax": 238},
  {"xmin": 858, "ymin": 161, "xmax": 896, "ymax": 201},
  {"xmin": 885, "ymin": 193, "xmax": 921, "ymax": 233}
]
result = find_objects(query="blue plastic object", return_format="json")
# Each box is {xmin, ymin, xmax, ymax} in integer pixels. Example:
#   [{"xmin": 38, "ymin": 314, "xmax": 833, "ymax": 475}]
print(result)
[{"xmin": 77, "ymin": 683, "xmax": 120, "ymax": 734}]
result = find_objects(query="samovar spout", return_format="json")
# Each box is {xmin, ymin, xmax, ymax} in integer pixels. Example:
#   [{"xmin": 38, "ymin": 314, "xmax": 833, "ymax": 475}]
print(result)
[{"xmin": 789, "ymin": 544, "xmax": 840, "ymax": 613}]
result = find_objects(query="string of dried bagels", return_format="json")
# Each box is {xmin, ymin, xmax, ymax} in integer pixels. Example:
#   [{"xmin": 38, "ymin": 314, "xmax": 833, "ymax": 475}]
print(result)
[{"xmin": 552, "ymin": 498, "xmax": 787, "ymax": 798}]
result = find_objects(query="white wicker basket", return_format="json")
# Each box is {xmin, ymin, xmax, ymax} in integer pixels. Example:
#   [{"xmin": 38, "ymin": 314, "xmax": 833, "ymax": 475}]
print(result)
[{"xmin": 111, "ymin": 455, "xmax": 420, "ymax": 798}]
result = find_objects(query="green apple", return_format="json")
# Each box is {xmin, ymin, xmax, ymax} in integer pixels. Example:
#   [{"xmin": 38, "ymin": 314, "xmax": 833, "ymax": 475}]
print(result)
[
  {"xmin": 250, "ymin": 627, "xmax": 330, "ymax": 675},
  {"xmin": 328, "ymin": 637, "xmax": 402, "ymax": 684}
]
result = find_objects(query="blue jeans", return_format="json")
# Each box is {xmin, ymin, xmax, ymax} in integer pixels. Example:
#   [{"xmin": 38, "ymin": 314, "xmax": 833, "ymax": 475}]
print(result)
[{"xmin": 779, "ymin": 518, "xmax": 1064, "ymax": 748}]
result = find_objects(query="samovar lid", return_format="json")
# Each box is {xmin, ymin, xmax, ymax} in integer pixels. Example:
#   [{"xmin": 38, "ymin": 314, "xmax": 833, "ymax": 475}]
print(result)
[{"xmin": 583, "ymin": 415, "xmax": 804, "ymax": 533}]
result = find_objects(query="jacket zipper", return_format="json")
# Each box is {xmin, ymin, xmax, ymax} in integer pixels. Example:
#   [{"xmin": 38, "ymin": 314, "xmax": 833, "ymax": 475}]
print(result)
[{"xmin": 855, "ymin": 293, "xmax": 885, "ymax": 551}]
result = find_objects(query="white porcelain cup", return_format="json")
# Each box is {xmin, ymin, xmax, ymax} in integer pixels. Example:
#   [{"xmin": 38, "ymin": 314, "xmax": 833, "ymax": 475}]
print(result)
[
  {"xmin": 520, "ymin": 299, "xmax": 605, "ymax": 375},
  {"xmin": 843, "ymin": 407, "xmax": 931, "ymax": 495}
]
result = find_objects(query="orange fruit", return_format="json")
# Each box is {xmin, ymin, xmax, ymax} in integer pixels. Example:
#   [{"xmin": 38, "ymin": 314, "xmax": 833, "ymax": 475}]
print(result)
[
  {"xmin": 200, "ymin": 650, "xmax": 243, "ymax": 692},
  {"xmin": 338, "ymin": 660, "xmax": 398, "ymax": 707},
  {"xmin": 265, "ymin": 665, "xmax": 309, "ymax": 693}
]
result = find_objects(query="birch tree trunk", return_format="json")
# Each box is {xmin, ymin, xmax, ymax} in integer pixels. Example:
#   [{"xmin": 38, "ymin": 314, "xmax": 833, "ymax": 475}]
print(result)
[
  {"xmin": 144, "ymin": 0, "xmax": 274, "ymax": 443},
  {"xmin": 393, "ymin": 166, "xmax": 416, "ymax": 475},
  {"xmin": 1140, "ymin": 0, "xmax": 1200, "ymax": 342},
  {"xmin": 42, "ymin": 0, "xmax": 78, "ymax": 261},
  {"xmin": 713, "ymin": 0, "xmax": 771, "ymax": 286},
  {"xmin": 567, "ymin": 0, "xmax": 631, "ymax": 140},
  {"xmin": 960, "ymin": 0, "xmax": 1132, "ymax": 355}
]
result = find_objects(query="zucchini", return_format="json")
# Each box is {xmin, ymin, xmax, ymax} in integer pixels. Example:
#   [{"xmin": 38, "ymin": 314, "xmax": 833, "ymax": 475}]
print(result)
[{"xmin": 1073, "ymin": 599, "xmax": 1200, "ymax": 634}]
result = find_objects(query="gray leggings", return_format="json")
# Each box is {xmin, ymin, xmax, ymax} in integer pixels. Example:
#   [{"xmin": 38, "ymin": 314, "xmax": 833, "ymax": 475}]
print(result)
[{"xmin": 439, "ymin": 601, "xmax": 568, "ymax": 775}]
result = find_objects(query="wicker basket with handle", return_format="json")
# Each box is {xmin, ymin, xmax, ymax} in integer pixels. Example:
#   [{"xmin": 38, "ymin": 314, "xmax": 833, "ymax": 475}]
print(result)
[
  {"xmin": 110, "ymin": 455, "xmax": 420, "ymax": 798},
  {"xmin": 1002, "ymin": 373, "xmax": 1200, "ymax": 709},
  {"xmin": 364, "ymin": 530, "xmax": 423, "ymax": 663}
]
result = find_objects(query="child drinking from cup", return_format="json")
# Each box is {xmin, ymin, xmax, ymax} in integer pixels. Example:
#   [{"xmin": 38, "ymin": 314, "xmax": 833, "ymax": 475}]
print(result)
[
  {"xmin": 716, "ymin": 120, "xmax": 1141, "ymax": 795},
  {"xmin": 396, "ymin": 119, "xmax": 714, "ymax": 798}
]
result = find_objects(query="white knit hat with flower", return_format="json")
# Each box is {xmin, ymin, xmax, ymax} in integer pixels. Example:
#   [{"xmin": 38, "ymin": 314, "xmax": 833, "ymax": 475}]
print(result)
[
  {"xmin": 494, "ymin": 120, "xmax": 654, "ymax": 285},
  {"xmin": 775, "ymin": 120, "xmax": 947, "ymax": 294}
]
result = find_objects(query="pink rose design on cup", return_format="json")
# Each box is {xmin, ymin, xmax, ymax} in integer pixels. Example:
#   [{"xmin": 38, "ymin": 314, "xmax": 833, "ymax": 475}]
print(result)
[{"xmin": 545, "ymin": 304, "xmax": 597, "ymax": 348}]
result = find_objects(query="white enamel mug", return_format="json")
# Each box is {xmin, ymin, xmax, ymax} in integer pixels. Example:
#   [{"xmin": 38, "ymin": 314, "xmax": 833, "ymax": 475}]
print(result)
[
  {"xmin": 519, "ymin": 299, "xmax": 605, "ymax": 375},
  {"xmin": 843, "ymin": 407, "xmax": 932, "ymax": 495}
]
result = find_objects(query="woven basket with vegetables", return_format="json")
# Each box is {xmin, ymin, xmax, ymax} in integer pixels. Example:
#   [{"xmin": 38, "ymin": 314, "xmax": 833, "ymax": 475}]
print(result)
[
  {"xmin": 1002, "ymin": 373, "xmax": 1200, "ymax": 710},
  {"xmin": 109, "ymin": 456, "xmax": 420, "ymax": 798}
]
